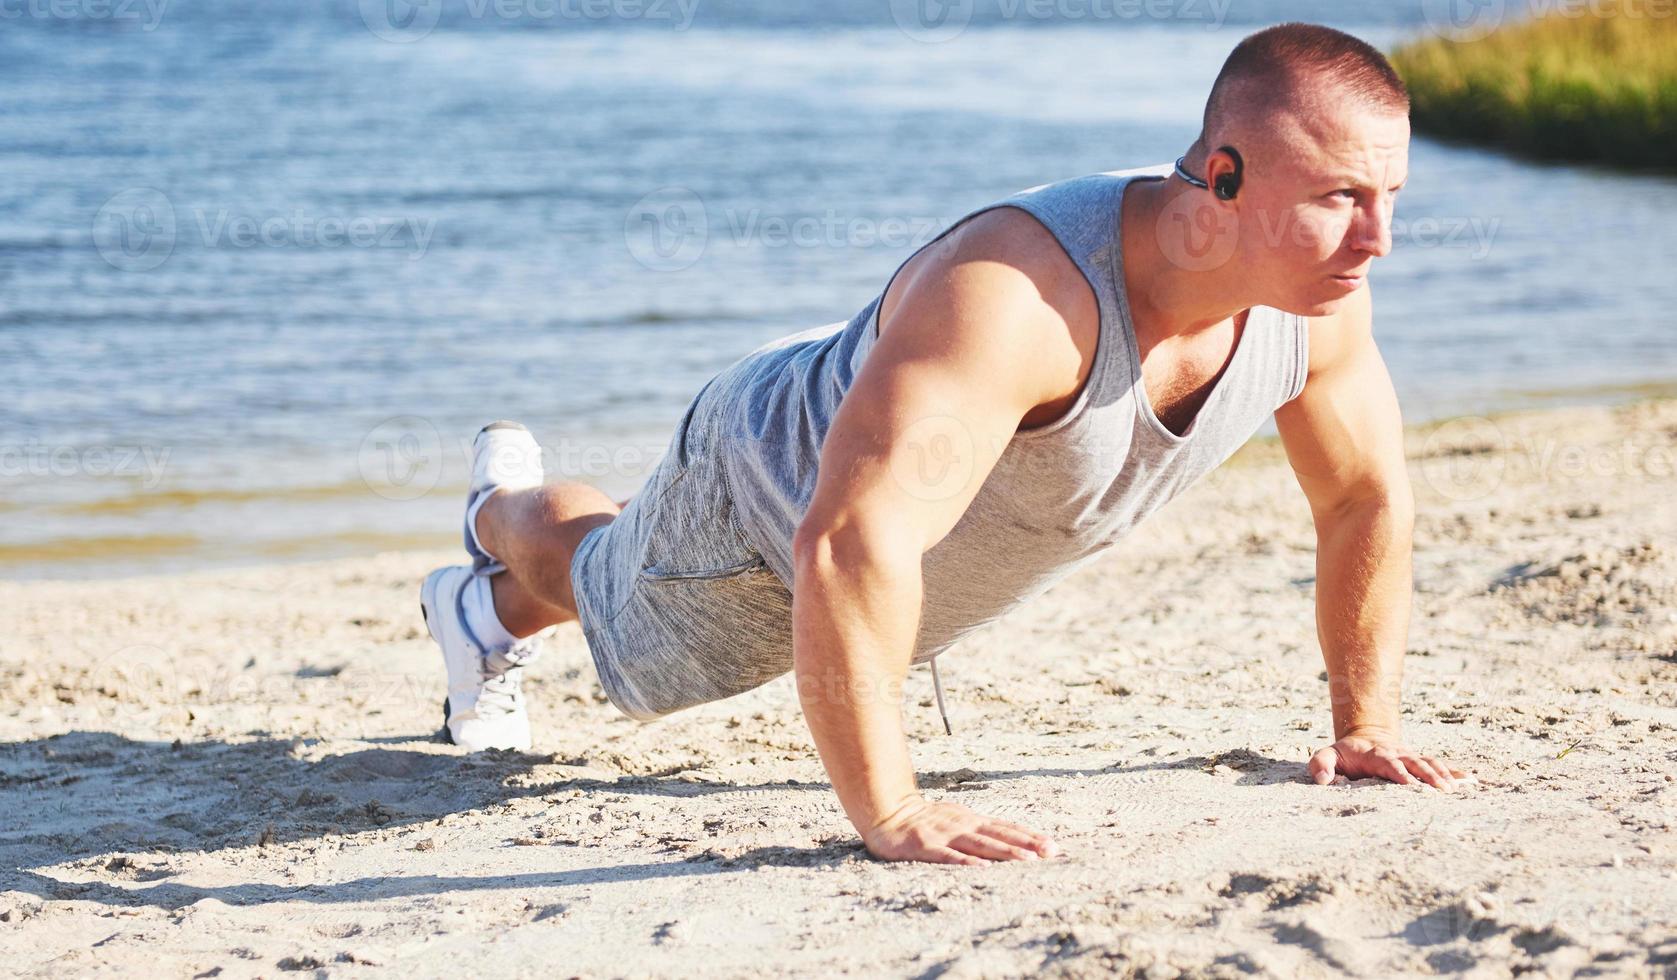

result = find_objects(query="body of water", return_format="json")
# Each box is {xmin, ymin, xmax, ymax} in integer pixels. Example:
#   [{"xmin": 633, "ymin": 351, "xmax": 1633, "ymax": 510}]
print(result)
[{"xmin": 2, "ymin": 0, "xmax": 1673, "ymax": 577}]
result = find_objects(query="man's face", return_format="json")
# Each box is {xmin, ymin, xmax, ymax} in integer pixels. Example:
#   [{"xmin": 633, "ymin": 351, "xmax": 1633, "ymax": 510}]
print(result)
[{"xmin": 1237, "ymin": 106, "xmax": 1410, "ymax": 317}]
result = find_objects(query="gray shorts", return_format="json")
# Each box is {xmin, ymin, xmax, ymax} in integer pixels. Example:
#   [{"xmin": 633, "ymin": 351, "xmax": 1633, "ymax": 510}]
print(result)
[{"xmin": 569, "ymin": 376, "xmax": 797, "ymax": 721}]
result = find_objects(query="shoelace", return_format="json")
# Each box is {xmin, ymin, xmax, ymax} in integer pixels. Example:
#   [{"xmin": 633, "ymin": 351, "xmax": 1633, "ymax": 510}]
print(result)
[
  {"xmin": 484, "ymin": 638, "xmax": 540, "ymax": 677},
  {"xmin": 476, "ymin": 664, "xmax": 525, "ymax": 717},
  {"xmin": 477, "ymin": 638, "xmax": 540, "ymax": 717}
]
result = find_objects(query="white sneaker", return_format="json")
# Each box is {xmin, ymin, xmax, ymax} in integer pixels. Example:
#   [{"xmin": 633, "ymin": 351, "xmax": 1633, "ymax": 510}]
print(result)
[
  {"xmin": 420, "ymin": 564, "xmax": 540, "ymax": 751},
  {"xmin": 463, "ymin": 421, "xmax": 544, "ymax": 577}
]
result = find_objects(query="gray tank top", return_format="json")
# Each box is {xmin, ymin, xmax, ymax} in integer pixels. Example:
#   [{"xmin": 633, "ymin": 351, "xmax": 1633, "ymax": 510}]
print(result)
[{"xmin": 719, "ymin": 163, "xmax": 1310, "ymax": 662}]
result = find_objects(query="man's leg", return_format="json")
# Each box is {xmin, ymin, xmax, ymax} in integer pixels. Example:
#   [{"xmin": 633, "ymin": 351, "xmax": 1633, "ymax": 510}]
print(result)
[{"xmin": 473, "ymin": 483, "xmax": 623, "ymax": 637}]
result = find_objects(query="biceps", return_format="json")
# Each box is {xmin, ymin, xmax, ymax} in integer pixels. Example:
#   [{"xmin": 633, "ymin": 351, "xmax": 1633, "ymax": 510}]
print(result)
[
  {"xmin": 1276, "ymin": 335, "xmax": 1409, "ymax": 513},
  {"xmin": 797, "ymin": 353, "xmax": 1027, "ymax": 560}
]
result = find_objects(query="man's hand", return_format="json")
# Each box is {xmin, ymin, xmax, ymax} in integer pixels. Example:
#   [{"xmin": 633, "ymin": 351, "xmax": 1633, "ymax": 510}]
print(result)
[
  {"xmin": 1309, "ymin": 727, "xmax": 1468, "ymax": 790},
  {"xmin": 863, "ymin": 796, "xmax": 1060, "ymax": 865}
]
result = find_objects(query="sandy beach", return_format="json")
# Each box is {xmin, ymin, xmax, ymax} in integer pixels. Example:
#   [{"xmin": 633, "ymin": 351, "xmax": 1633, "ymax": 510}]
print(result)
[{"xmin": 2, "ymin": 396, "xmax": 1674, "ymax": 978}]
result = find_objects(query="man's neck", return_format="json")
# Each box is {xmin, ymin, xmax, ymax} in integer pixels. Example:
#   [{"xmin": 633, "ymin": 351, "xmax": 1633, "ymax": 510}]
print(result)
[{"xmin": 1121, "ymin": 175, "xmax": 1257, "ymax": 348}]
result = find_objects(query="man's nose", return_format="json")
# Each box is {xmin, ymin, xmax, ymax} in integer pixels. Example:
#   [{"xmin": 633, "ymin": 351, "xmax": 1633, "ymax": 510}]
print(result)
[{"xmin": 1351, "ymin": 200, "xmax": 1394, "ymax": 258}]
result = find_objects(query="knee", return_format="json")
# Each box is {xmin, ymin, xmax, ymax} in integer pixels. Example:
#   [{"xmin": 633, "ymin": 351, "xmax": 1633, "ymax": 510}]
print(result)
[
  {"xmin": 532, "ymin": 481, "xmax": 619, "ymax": 526},
  {"xmin": 497, "ymin": 484, "xmax": 616, "ymax": 561}
]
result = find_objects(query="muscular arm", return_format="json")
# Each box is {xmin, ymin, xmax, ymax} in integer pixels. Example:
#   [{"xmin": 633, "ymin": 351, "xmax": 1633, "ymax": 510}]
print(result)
[
  {"xmin": 1275, "ymin": 282, "xmax": 1466, "ymax": 789},
  {"xmin": 792, "ymin": 208, "xmax": 1086, "ymax": 863}
]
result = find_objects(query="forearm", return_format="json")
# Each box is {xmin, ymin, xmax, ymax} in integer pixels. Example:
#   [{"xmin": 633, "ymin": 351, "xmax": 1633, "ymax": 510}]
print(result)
[
  {"xmin": 1313, "ymin": 496, "xmax": 1415, "ymax": 738},
  {"xmin": 792, "ymin": 527, "xmax": 925, "ymax": 836}
]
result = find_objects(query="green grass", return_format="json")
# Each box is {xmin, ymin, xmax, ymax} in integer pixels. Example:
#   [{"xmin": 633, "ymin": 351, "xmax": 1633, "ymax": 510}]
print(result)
[{"xmin": 1391, "ymin": 2, "xmax": 1677, "ymax": 171}]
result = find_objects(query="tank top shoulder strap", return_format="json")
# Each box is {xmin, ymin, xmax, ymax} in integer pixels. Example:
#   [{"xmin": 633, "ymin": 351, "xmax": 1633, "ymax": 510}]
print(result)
[
  {"xmin": 850, "ymin": 167, "xmax": 1172, "ymax": 409},
  {"xmin": 988, "ymin": 169, "xmax": 1172, "ymax": 435}
]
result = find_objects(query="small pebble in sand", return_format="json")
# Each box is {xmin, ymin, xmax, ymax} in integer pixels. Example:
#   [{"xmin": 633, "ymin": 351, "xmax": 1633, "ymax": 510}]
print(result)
[{"xmin": 654, "ymin": 921, "xmax": 687, "ymax": 944}]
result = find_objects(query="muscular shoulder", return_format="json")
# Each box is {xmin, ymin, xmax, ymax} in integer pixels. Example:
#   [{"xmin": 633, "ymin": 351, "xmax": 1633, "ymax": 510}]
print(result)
[
  {"xmin": 878, "ymin": 206, "xmax": 1098, "ymax": 409},
  {"xmin": 917, "ymin": 206, "xmax": 1093, "ymax": 318}
]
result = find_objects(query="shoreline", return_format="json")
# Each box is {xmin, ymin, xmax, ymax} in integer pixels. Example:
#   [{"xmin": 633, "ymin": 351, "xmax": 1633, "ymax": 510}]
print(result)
[{"xmin": 7, "ymin": 384, "xmax": 1677, "ymax": 583}]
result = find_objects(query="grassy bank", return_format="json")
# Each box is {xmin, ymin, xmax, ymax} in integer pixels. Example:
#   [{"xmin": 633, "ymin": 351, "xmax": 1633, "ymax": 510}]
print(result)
[{"xmin": 1391, "ymin": 2, "xmax": 1677, "ymax": 171}]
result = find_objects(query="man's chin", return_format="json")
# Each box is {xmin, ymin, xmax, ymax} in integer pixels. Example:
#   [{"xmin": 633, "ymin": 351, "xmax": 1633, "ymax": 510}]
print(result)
[{"xmin": 1281, "ymin": 291, "xmax": 1354, "ymax": 319}]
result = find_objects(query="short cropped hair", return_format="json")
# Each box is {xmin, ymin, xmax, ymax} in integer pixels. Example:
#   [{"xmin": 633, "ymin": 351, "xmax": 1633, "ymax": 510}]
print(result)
[{"xmin": 1199, "ymin": 23, "xmax": 1410, "ymax": 146}]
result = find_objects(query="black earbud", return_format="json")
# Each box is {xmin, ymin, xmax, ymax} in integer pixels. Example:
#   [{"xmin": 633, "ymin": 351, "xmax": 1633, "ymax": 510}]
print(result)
[
  {"xmin": 1173, "ymin": 145, "xmax": 1245, "ymax": 201},
  {"xmin": 1212, "ymin": 146, "xmax": 1243, "ymax": 201}
]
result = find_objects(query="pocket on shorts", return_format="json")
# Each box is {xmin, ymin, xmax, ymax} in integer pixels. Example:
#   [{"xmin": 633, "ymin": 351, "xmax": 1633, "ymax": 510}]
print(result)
[{"xmin": 637, "ymin": 445, "xmax": 765, "ymax": 582}]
